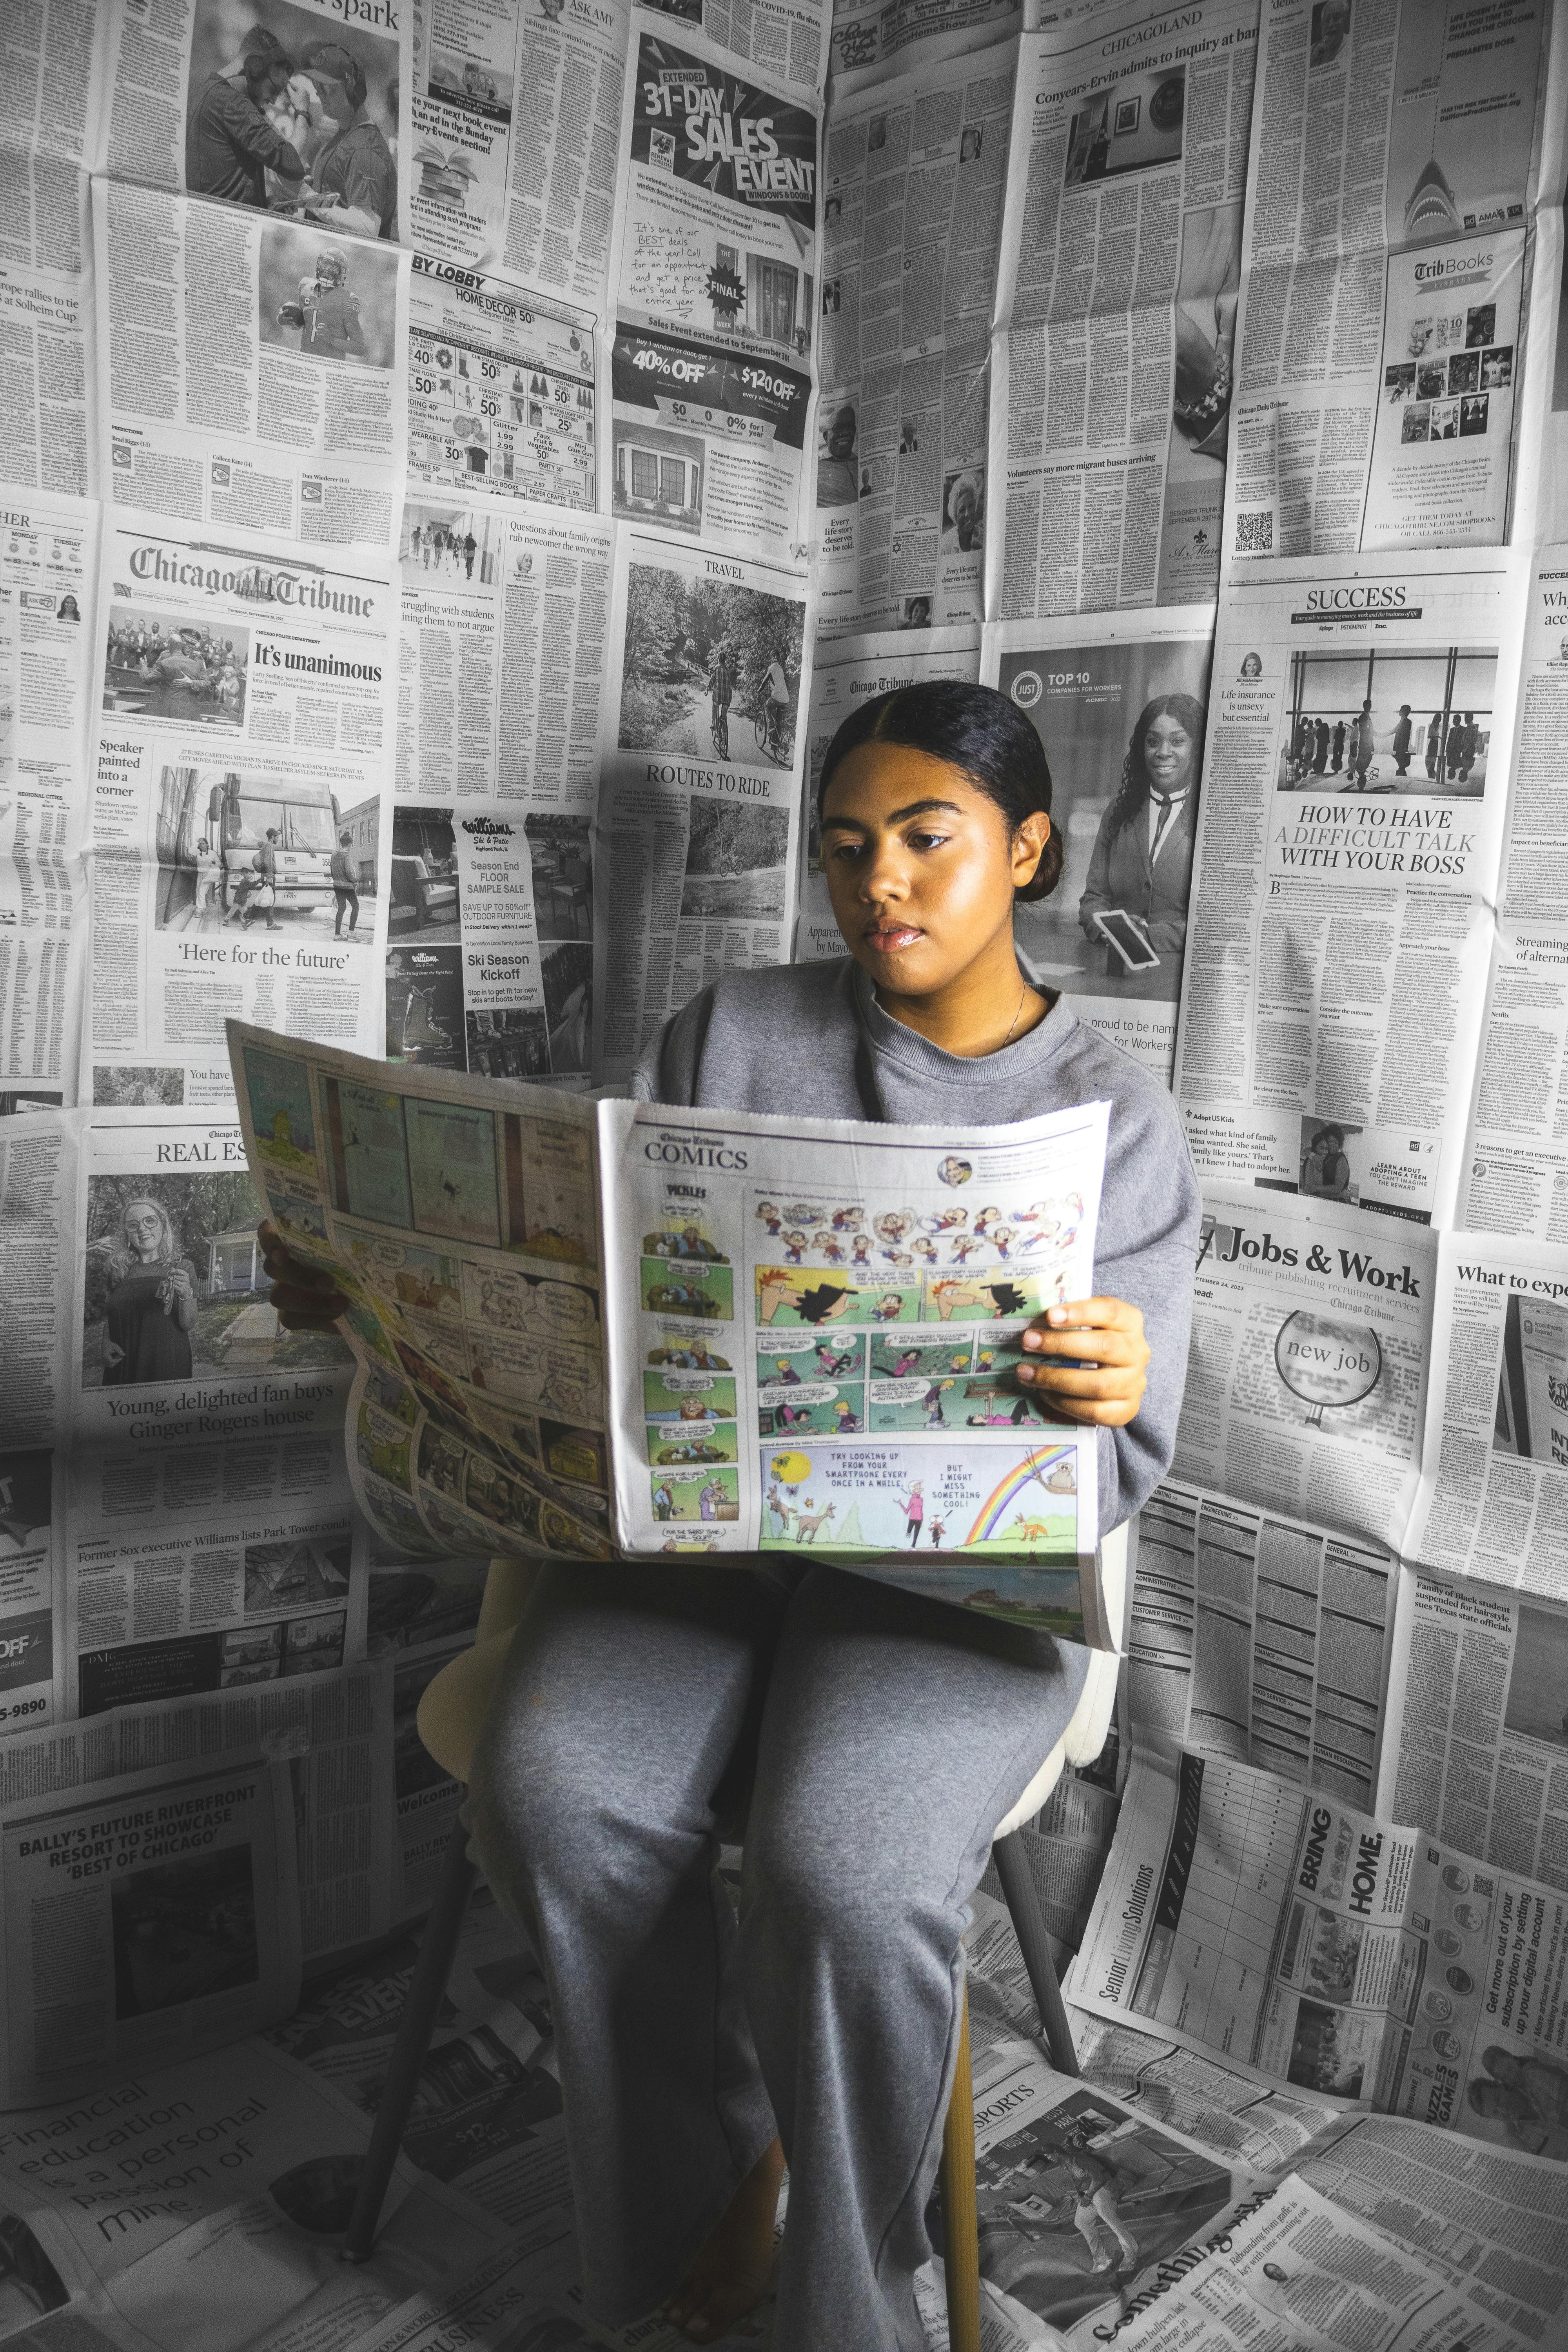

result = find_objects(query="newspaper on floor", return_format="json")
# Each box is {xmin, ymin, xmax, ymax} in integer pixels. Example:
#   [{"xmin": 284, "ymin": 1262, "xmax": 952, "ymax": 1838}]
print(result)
[
  {"xmin": 1174, "ymin": 1184, "xmax": 1435, "ymax": 1554},
  {"xmin": 1405, "ymin": 1225, "xmax": 1568, "ymax": 1604},
  {"xmin": 1129, "ymin": 1480, "xmax": 1401, "ymax": 1812},
  {"xmin": 793, "ymin": 622, "xmax": 982, "ymax": 964},
  {"xmin": 0, "ymin": 144, "xmax": 95, "ymax": 501},
  {"xmin": 0, "ymin": 2036, "xmax": 504, "ymax": 2351},
  {"xmin": 1069, "ymin": 1735, "xmax": 1568, "ymax": 2145},
  {"xmin": 1064, "ymin": 2013, "xmax": 1340, "ymax": 2170},
  {"xmin": 99, "ymin": 0, "xmax": 407, "ymax": 250},
  {"xmin": 1379, "ymin": 1568, "xmax": 1568, "ymax": 1892},
  {"xmin": 987, "ymin": 0, "xmax": 1258, "ymax": 626},
  {"xmin": 981, "ymin": 603, "xmax": 1217, "ymax": 1079},
  {"xmin": 390, "ymin": 503, "xmax": 610, "ymax": 1088},
  {"xmin": 0, "ymin": 488, "xmax": 98, "ymax": 1106},
  {"xmin": 86, "ymin": 517, "xmax": 396, "ymax": 1111},
  {"xmin": 591, "ymin": 523, "xmax": 809, "ymax": 1087},
  {"xmin": 607, "ymin": 14, "xmax": 821, "ymax": 569},
  {"xmin": 92, "ymin": 180, "xmax": 410, "ymax": 557},
  {"xmin": 812, "ymin": 40, "xmax": 1016, "ymax": 637},
  {"xmin": 1103, "ymin": 2174, "xmax": 1525, "ymax": 2352},
  {"xmin": 1459, "ymin": 544, "xmax": 1568, "ymax": 1240},
  {"xmin": 1172, "ymin": 548, "xmax": 1528, "ymax": 1228},
  {"xmin": 1220, "ymin": 0, "xmax": 1550, "ymax": 570},
  {"xmin": 227, "ymin": 1019, "xmax": 1121, "ymax": 1630}
]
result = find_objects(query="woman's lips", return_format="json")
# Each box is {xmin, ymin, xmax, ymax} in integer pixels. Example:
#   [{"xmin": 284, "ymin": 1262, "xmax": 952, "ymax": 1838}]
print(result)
[{"xmin": 865, "ymin": 923, "xmax": 923, "ymax": 953}]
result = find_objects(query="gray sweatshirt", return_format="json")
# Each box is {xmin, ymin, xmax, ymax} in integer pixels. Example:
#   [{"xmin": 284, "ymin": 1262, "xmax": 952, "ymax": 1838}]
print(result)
[{"xmin": 633, "ymin": 957, "xmax": 1201, "ymax": 1534}]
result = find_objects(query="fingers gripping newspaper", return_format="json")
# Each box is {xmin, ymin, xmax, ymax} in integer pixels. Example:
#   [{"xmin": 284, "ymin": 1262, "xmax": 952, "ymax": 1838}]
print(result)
[
  {"xmin": 227, "ymin": 1020, "xmax": 1125, "ymax": 1637},
  {"xmin": 1070, "ymin": 1734, "xmax": 1568, "ymax": 2152}
]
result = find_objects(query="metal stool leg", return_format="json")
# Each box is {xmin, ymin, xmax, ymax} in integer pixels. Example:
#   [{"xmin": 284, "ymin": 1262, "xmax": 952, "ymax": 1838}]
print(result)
[
  {"xmin": 993, "ymin": 1828, "xmax": 1079, "ymax": 2076},
  {"xmin": 939, "ymin": 1984, "xmax": 983, "ymax": 2352},
  {"xmin": 344, "ymin": 1815, "xmax": 478, "ymax": 2261}
]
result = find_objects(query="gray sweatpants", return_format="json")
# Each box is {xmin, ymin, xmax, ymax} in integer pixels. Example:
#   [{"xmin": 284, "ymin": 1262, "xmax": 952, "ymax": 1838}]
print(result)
[{"xmin": 464, "ymin": 1560, "xmax": 1090, "ymax": 2352}]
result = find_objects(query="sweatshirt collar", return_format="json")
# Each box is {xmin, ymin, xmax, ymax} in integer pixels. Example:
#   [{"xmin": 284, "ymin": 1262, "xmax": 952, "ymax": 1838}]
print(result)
[{"xmin": 846, "ymin": 957, "xmax": 1079, "ymax": 1086}]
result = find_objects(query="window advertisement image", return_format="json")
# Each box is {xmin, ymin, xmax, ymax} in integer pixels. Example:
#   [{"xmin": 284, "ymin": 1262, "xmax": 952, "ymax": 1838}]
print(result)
[
  {"xmin": 985, "ymin": 605, "xmax": 1217, "ymax": 1080},
  {"xmin": 610, "ymin": 324, "xmax": 812, "ymax": 562}
]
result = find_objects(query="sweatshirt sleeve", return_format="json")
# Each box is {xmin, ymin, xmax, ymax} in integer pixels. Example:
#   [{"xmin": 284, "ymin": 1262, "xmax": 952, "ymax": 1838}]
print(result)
[
  {"xmin": 1089, "ymin": 1077, "xmax": 1202, "ymax": 1537},
  {"xmin": 629, "ymin": 985, "xmax": 717, "ymax": 1107}
]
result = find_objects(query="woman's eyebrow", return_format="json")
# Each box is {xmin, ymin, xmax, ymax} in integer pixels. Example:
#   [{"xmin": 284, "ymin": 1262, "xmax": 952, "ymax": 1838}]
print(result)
[{"xmin": 820, "ymin": 797, "xmax": 963, "ymax": 832}]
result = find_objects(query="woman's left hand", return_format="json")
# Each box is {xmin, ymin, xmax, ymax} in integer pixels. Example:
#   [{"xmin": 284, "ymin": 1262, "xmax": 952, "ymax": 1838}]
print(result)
[{"xmin": 1015, "ymin": 1296, "xmax": 1150, "ymax": 1426}]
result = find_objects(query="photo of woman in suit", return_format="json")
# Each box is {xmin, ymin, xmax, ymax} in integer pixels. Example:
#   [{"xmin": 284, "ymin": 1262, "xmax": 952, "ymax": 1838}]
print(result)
[{"xmin": 1076, "ymin": 692, "xmax": 1206, "ymax": 993}]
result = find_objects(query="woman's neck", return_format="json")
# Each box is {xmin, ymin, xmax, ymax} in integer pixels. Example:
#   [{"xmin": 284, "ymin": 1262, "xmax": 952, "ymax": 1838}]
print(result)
[{"xmin": 873, "ymin": 941, "xmax": 1051, "ymax": 1059}]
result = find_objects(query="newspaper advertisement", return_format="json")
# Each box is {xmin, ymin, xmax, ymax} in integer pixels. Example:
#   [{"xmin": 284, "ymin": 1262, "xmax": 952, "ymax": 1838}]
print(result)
[
  {"xmin": 829, "ymin": 0, "xmax": 1019, "ymax": 94},
  {"xmin": 962, "ymin": 2029, "xmax": 1264, "ymax": 2351},
  {"xmin": 407, "ymin": 252, "xmax": 599, "ymax": 513},
  {"xmin": 1175, "ymin": 1184, "xmax": 1435, "ymax": 1553},
  {"xmin": 1460, "ymin": 545, "xmax": 1568, "ymax": 1241},
  {"xmin": 1131, "ymin": 1478, "xmax": 1400, "ymax": 1811},
  {"xmin": 1223, "ymin": 0, "xmax": 1546, "ymax": 570},
  {"xmin": 0, "ymin": 2039, "xmax": 504, "ymax": 2347},
  {"xmin": 0, "ymin": 146, "xmax": 95, "ymax": 501},
  {"xmin": 271, "ymin": 1882, "xmax": 578, "ymax": 2241},
  {"xmin": 227, "ymin": 1022, "xmax": 1118, "ymax": 1623},
  {"xmin": 64, "ymin": 1427, "xmax": 358, "ymax": 1722},
  {"xmin": 87, "ymin": 518, "xmax": 395, "ymax": 1109},
  {"xmin": 988, "ymin": 0, "xmax": 1257, "ymax": 628},
  {"xmin": 983, "ymin": 602, "xmax": 1216, "ymax": 1078},
  {"xmin": 68, "ymin": 1107, "xmax": 354, "ymax": 1455},
  {"xmin": 813, "ymin": 43, "xmax": 1015, "ymax": 638},
  {"xmin": 1406, "ymin": 1226, "xmax": 1568, "ymax": 1604},
  {"xmin": 0, "ymin": 1108, "xmax": 73, "ymax": 1449},
  {"xmin": 592, "ymin": 523, "xmax": 808, "ymax": 1087},
  {"xmin": 1103, "ymin": 2175, "xmax": 1523, "ymax": 2352},
  {"xmin": 1070, "ymin": 1737, "xmax": 1568, "ymax": 2148},
  {"xmin": 1381, "ymin": 1570, "xmax": 1568, "ymax": 1899},
  {"xmin": 609, "ymin": 20, "xmax": 822, "ymax": 568},
  {"xmin": 1173, "ymin": 549, "xmax": 1528, "ymax": 1229},
  {"xmin": 95, "ymin": 179, "xmax": 410, "ymax": 556},
  {"xmin": 0, "ymin": 1447, "xmax": 62, "ymax": 1737},
  {"xmin": 0, "ymin": 488, "xmax": 98, "ymax": 1102},
  {"xmin": 794, "ymin": 622, "xmax": 981, "ymax": 963},
  {"xmin": 102, "ymin": 0, "xmax": 404, "ymax": 245},
  {"xmin": 405, "ymin": 0, "xmax": 626, "ymax": 301},
  {"xmin": 0, "ymin": 1740, "xmax": 299, "ymax": 2107}
]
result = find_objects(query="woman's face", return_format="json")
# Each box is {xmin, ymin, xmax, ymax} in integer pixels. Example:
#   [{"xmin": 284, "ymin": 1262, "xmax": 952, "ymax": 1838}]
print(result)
[
  {"xmin": 1143, "ymin": 712, "xmax": 1194, "ymax": 793},
  {"xmin": 820, "ymin": 743, "xmax": 1046, "ymax": 1000},
  {"xmin": 124, "ymin": 1203, "xmax": 164, "ymax": 1260}
]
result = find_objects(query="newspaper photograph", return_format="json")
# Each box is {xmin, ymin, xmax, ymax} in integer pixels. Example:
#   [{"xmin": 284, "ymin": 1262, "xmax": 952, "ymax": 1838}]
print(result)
[
  {"xmin": 988, "ymin": 0, "xmax": 1257, "ymax": 626},
  {"xmin": 0, "ymin": 145, "xmax": 94, "ymax": 501},
  {"xmin": 0, "ymin": 488, "xmax": 98, "ymax": 1103},
  {"xmin": 794, "ymin": 622, "xmax": 981, "ymax": 964},
  {"xmin": 591, "ymin": 523, "xmax": 808, "ymax": 1087},
  {"xmin": 1406, "ymin": 1226, "xmax": 1568, "ymax": 1604},
  {"xmin": 228, "ymin": 1022, "xmax": 1120, "ymax": 1628},
  {"xmin": 1381, "ymin": 1569, "xmax": 1568, "ymax": 1895},
  {"xmin": 1223, "ymin": 0, "xmax": 1546, "ymax": 568},
  {"xmin": 813, "ymin": 42, "xmax": 1015, "ymax": 638},
  {"xmin": 0, "ymin": 2038, "xmax": 504, "ymax": 2348},
  {"xmin": 67, "ymin": 1107, "xmax": 354, "ymax": 1454},
  {"xmin": 1175, "ymin": 1183, "xmax": 1436, "ymax": 1553},
  {"xmin": 1173, "ymin": 549, "xmax": 1528, "ymax": 1228},
  {"xmin": 407, "ymin": 253, "xmax": 600, "ymax": 514},
  {"xmin": 87, "ymin": 518, "xmax": 395, "ymax": 1108},
  {"xmin": 102, "ymin": 0, "xmax": 404, "ymax": 244},
  {"xmin": 405, "ymin": 0, "xmax": 626, "ymax": 303},
  {"xmin": 983, "ymin": 602, "xmax": 1217, "ymax": 1077},
  {"xmin": 64, "ymin": 1428, "xmax": 357, "ymax": 1721},
  {"xmin": 94, "ymin": 179, "xmax": 410, "ymax": 556},
  {"xmin": 1070, "ymin": 1737, "xmax": 1568, "ymax": 2150},
  {"xmin": 0, "ymin": 1447, "xmax": 61, "ymax": 1736},
  {"xmin": 1130, "ymin": 1478, "xmax": 1399, "ymax": 1811}
]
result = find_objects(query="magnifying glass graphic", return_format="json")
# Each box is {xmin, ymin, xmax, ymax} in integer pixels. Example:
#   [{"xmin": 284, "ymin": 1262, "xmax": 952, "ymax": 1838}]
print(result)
[{"xmin": 1274, "ymin": 1311, "xmax": 1382, "ymax": 1429}]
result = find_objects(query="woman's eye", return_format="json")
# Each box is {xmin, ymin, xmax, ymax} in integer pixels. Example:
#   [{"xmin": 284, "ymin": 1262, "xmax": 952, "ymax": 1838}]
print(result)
[{"xmin": 907, "ymin": 830, "xmax": 949, "ymax": 851}]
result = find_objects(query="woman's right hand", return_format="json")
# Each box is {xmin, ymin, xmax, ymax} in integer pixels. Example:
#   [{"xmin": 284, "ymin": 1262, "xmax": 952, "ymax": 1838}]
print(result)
[{"xmin": 260, "ymin": 1220, "xmax": 350, "ymax": 1333}]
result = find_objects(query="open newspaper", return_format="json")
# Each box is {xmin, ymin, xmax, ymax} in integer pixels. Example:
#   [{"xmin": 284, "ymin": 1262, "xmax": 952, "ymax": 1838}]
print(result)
[{"xmin": 226, "ymin": 1018, "xmax": 1123, "ymax": 1641}]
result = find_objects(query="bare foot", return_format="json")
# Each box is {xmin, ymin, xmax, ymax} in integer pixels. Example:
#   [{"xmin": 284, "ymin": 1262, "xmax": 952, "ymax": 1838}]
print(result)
[{"xmin": 661, "ymin": 2136, "xmax": 784, "ymax": 2343}]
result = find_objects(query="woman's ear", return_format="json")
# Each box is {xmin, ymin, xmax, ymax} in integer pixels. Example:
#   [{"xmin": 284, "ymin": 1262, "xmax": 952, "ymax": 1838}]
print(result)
[{"xmin": 1011, "ymin": 811, "xmax": 1050, "ymax": 889}]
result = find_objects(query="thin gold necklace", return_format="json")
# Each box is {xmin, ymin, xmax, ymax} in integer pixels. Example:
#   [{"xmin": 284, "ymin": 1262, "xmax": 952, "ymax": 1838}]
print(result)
[{"xmin": 1000, "ymin": 977, "xmax": 1028, "ymax": 1050}]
